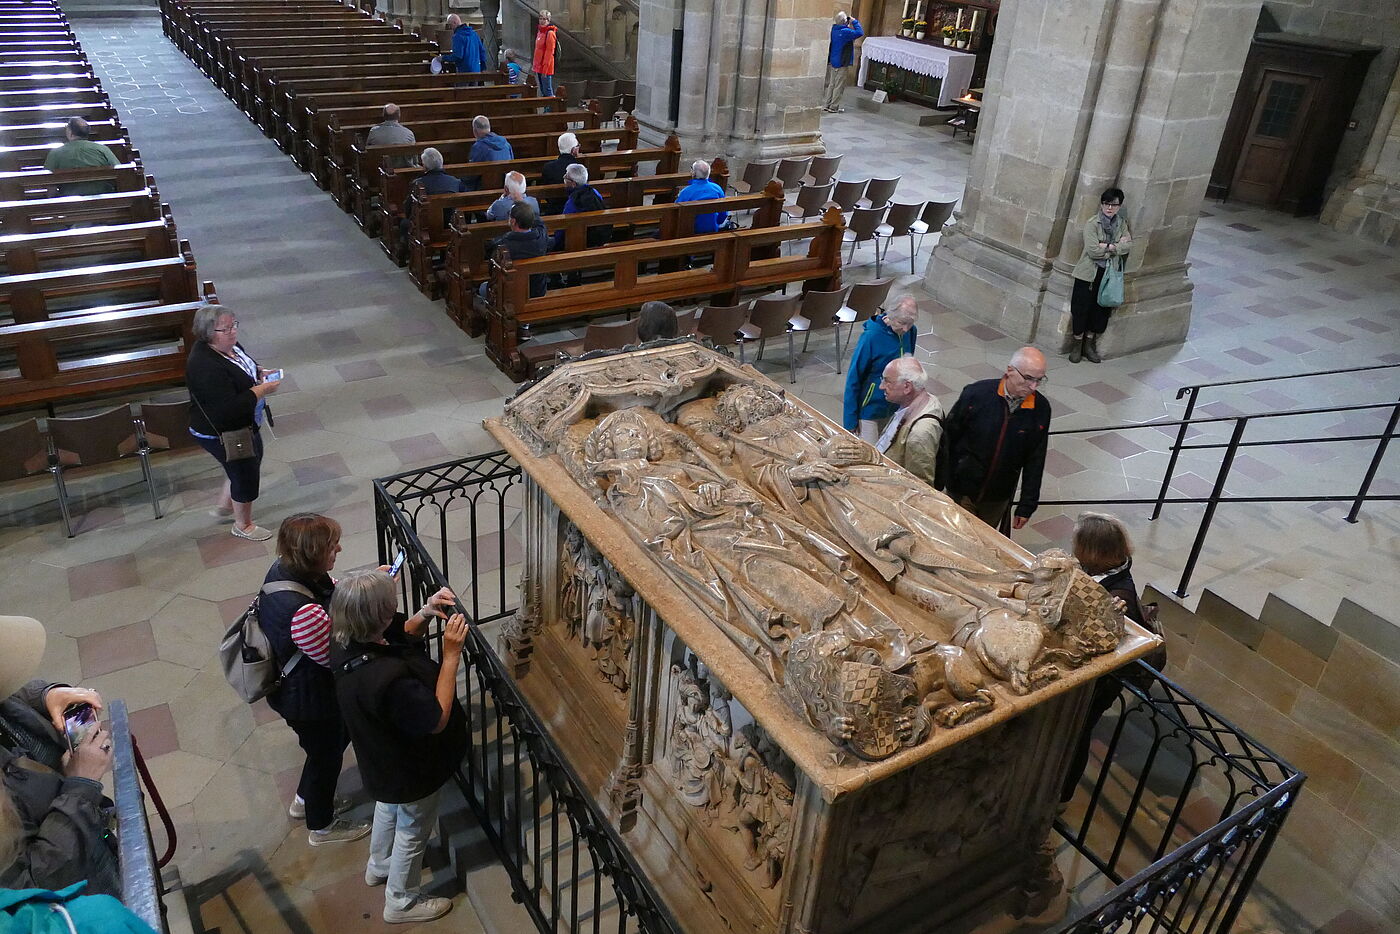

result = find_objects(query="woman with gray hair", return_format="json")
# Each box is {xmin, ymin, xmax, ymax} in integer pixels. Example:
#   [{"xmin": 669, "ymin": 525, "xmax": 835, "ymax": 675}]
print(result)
[
  {"xmin": 843, "ymin": 295, "xmax": 919, "ymax": 444},
  {"xmin": 330, "ymin": 570, "xmax": 467, "ymax": 925},
  {"xmin": 185, "ymin": 303, "xmax": 281, "ymax": 541}
]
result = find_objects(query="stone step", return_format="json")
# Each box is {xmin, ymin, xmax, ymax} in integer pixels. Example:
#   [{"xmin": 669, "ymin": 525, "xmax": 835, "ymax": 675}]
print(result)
[{"xmin": 160, "ymin": 865, "xmax": 196, "ymax": 934}]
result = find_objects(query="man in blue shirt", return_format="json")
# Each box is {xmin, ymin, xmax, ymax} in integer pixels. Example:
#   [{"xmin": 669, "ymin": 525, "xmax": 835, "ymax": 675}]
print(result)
[
  {"xmin": 442, "ymin": 14, "xmax": 488, "ymax": 74},
  {"xmin": 824, "ymin": 11, "xmax": 863, "ymax": 113},
  {"xmin": 674, "ymin": 160, "xmax": 728, "ymax": 234}
]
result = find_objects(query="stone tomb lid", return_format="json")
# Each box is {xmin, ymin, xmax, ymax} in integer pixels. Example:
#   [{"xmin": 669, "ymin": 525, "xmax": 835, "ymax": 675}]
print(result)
[{"xmin": 485, "ymin": 342, "xmax": 1160, "ymax": 801}]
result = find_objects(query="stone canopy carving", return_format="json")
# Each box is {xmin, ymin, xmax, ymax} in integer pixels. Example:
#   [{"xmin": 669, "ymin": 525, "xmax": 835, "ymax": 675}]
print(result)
[{"xmin": 501, "ymin": 344, "xmax": 1127, "ymax": 762}]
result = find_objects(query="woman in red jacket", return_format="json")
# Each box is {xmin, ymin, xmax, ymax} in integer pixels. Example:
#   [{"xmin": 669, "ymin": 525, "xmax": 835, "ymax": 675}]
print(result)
[{"xmin": 533, "ymin": 11, "xmax": 558, "ymax": 98}]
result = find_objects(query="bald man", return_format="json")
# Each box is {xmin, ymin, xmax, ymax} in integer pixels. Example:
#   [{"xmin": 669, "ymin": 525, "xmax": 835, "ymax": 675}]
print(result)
[{"xmin": 941, "ymin": 347, "xmax": 1052, "ymax": 532}]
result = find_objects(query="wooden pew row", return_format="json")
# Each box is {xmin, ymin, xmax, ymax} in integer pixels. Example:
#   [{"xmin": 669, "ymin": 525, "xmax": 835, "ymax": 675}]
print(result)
[
  {"xmin": 0, "ymin": 213, "xmax": 179, "ymax": 276},
  {"xmin": 227, "ymin": 37, "xmax": 434, "ymax": 104},
  {"xmin": 0, "ymin": 184, "xmax": 163, "ymax": 235},
  {"xmin": 0, "ymin": 135, "xmax": 134, "ymax": 172},
  {"xmin": 2, "ymin": 116, "xmax": 123, "ymax": 146},
  {"xmin": 440, "ymin": 183, "xmax": 784, "ymax": 328},
  {"xmin": 206, "ymin": 23, "xmax": 415, "ymax": 84},
  {"xmin": 0, "ymin": 300, "xmax": 204, "ymax": 412},
  {"xmin": 0, "ymin": 162, "xmax": 145, "ymax": 201},
  {"xmin": 483, "ymin": 211, "xmax": 846, "ymax": 380},
  {"xmin": 296, "ymin": 82, "xmax": 546, "ymax": 170},
  {"xmin": 0, "ymin": 85, "xmax": 105, "ymax": 108},
  {"xmin": 0, "ymin": 253, "xmax": 209, "ymax": 325},
  {"xmin": 242, "ymin": 50, "xmax": 438, "ymax": 117},
  {"xmin": 0, "ymin": 101, "xmax": 115, "ymax": 126},
  {"xmin": 0, "ymin": 58, "xmax": 89, "ymax": 78},
  {"xmin": 175, "ymin": 8, "xmax": 370, "ymax": 64},
  {"xmin": 0, "ymin": 68, "xmax": 96, "ymax": 88},
  {"xmin": 338, "ymin": 105, "xmax": 604, "ymax": 215}
]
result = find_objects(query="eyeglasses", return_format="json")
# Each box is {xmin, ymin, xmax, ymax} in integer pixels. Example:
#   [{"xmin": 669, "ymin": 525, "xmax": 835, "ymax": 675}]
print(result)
[
  {"xmin": 1101, "ymin": 201, "xmax": 1122, "ymax": 207},
  {"xmin": 213, "ymin": 320, "xmax": 240, "ymax": 332},
  {"xmin": 1010, "ymin": 364, "xmax": 1047, "ymax": 386}
]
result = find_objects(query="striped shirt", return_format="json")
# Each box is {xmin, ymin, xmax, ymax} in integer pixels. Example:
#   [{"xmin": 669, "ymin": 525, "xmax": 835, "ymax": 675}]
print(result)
[{"xmin": 289, "ymin": 603, "xmax": 333, "ymax": 667}]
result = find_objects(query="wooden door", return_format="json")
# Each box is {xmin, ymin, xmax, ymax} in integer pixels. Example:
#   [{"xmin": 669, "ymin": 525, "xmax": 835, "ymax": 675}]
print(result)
[{"xmin": 1230, "ymin": 69, "xmax": 1318, "ymax": 206}]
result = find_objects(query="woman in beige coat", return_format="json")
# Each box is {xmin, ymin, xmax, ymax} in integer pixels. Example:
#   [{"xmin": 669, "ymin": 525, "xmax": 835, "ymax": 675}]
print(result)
[{"xmin": 1068, "ymin": 187, "xmax": 1131, "ymax": 363}]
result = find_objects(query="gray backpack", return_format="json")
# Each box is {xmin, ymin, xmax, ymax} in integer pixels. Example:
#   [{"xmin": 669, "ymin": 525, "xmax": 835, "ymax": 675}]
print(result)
[{"xmin": 219, "ymin": 580, "xmax": 312, "ymax": 703}]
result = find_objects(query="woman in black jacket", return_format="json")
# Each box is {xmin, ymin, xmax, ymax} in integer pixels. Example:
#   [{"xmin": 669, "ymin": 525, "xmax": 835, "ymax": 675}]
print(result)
[
  {"xmin": 185, "ymin": 304, "xmax": 281, "ymax": 541},
  {"xmin": 329, "ymin": 570, "xmax": 465, "ymax": 925}
]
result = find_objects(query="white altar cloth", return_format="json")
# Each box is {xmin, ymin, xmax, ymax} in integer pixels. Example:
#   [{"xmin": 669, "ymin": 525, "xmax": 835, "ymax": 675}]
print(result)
[{"xmin": 856, "ymin": 37, "xmax": 976, "ymax": 108}]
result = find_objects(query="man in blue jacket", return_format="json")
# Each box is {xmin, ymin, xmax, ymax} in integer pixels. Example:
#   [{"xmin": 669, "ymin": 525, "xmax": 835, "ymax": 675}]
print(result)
[
  {"xmin": 467, "ymin": 115, "xmax": 514, "ymax": 189},
  {"xmin": 843, "ymin": 295, "xmax": 918, "ymax": 443},
  {"xmin": 674, "ymin": 160, "xmax": 728, "ymax": 234},
  {"xmin": 825, "ymin": 11, "xmax": 863, "ymax": 113},
  {"xmin": 442, "ymin": 14, "xmax": 488, "ymax": 75}
]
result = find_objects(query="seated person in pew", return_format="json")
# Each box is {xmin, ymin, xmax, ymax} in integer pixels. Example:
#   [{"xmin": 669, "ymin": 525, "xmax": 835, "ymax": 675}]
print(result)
[
  {"xmin": 442, "ymin": 13, "xmax": 489, "ymax": 75},
  {"xmin": 550, "ymin": 164, "xmax": 611, "ymax": 287},
  {"xmin": 43, "ymin": 117, "xmax": 118, "ymax": 197},
  {"xmin": 479, "ymin": 201, "xmax": 550, "ymax": 300},
  {"xmin": 485, "ymin": 171, "xmax": 540, "ymax": 222},
  {"xmin": 466, "ymin": 115, "xmax": 514, "ymax": 188},
  {"xmin": 675, "ymin": 159, "xmax": 730, "ymax": 233},
  {"xmin": 397, "ymin": 147, "xmax": 469, "ymax": 264},
  {"xmin": 366, "ymin": 103, "xmax": 416, "ymax": 169},
  {"xmin": 541, "ymin": 132, "xmax": 584, "ymax": 212}
]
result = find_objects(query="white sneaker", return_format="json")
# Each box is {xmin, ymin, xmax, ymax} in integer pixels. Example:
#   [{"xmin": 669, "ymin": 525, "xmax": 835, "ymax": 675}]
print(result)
[
  {"xmin": 384, "ymin": 897, "xmax": 452, "ymax": 924},
  {"xmin": 288, "ymin": 794, "xmax": 353, "ymax": 820},
  {"xmin": 307, "ymin": 818, "xmax": 371, "ymax": 846},
  {"xmin": 209, "ymin": 505, "xmax": 234, "ymax": 520},
  {"xmin": 231, "ymin": 523, "xmax": 273, "ymax": 542},
  {"xmin": 365, "ymin": 867, "xmax": 387, "ymax": 887}
]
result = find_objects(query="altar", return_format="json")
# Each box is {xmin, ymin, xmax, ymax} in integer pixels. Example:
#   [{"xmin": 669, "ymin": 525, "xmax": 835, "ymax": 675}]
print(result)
[
  {"xmin": 484, "ymin": 343, "xmax": 1160, "ymax": 933},
  {"xmin": 858, "ymin": 36, "xmax": 976, "ymax": 107}
]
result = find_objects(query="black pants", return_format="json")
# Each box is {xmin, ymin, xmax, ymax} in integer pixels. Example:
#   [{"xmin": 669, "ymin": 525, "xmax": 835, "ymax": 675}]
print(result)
[
  {"xmin": 193, "ymin": 427, "xmax": 263, "ymax": 503},
  {"xmin": 1070, "ymin": 265, "xmax": 1112, "ymax": 336},
  {"xmin": 285, "ymin": 717, "xmax": 349, "ymax": 830}
]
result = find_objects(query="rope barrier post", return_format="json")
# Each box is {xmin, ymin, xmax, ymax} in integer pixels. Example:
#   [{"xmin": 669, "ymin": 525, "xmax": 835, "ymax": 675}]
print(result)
[
  {"xmin": 1153, "ymin": 385, "xmax": 1199, "ymax": 521},
  {"xmin": 1345, "ymin": 396, "xmax": 1400, "ymax": 524},
  {"xmin": 1175, "ymin": 416, "xmax": 1247, "ymax": 599}
]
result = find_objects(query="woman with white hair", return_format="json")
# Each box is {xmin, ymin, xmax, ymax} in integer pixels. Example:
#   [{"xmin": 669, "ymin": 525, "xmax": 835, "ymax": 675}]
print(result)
[
  {"xmin": 185, "ymin": 303, "xmax": 282, "ymax": 541},
  {"xmin": 330, "ymin": 571, "xmax": 467, "ymax": 925},
  {"xmin": 843, "ymin": 295, "xmax": 919, "ymax": 443}
]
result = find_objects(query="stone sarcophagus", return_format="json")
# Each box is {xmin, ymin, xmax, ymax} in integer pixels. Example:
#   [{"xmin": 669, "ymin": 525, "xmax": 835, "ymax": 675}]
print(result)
[{"xmin": 484, "ymin": 343, "xmax": 1160, "ymax": 934}]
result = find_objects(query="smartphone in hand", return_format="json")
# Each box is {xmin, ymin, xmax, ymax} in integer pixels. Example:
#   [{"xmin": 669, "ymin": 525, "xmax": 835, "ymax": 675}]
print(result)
[
  {"xmin": 63, "ymin": 703, "xmax": 99, "ymax": 753},
  {"xmin": 264, "ymin": 369, "xmax": 284, "ymax": 382},
  {"xmin": 389, "ymin": 548, "xmax": 406, "ymax": 577}
]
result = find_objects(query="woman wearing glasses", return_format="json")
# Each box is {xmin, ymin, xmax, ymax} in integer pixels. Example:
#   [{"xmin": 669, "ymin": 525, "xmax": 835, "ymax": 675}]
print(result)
[
  {"xmin": 185, "ymin": 304, "xmax": 282, "ymax": 541},
  {"xmin": 1069, "ymin": 187, "xmax": 1132, "ymax": 364}
]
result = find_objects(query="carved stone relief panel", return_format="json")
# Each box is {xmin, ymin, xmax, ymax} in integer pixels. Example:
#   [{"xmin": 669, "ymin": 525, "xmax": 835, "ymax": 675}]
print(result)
[{"xmin": 558, "ymin": 519, "xmax": 637, "ymax": 693}]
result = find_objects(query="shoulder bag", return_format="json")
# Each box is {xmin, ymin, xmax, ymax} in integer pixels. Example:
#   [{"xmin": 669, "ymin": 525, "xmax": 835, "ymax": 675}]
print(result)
[
  {"xmin": 1098, "ymin": 253, "xmax": 1125, "ymax": 308},
  {"xmin": 190, "ymin": 370, "xmax": 257, "ymax": 462}
]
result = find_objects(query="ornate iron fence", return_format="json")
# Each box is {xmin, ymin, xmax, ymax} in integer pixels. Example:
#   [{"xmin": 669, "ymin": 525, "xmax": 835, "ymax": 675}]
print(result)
[{"xmin": 375, "ymin": 451, "xmax": 1301, "ymax": 934}]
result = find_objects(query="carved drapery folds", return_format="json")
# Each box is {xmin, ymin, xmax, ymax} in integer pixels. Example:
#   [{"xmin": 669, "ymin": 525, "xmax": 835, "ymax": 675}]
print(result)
[{"xmin": 501, "ymin": 344, "xmax": 1128, "ymax": 762}]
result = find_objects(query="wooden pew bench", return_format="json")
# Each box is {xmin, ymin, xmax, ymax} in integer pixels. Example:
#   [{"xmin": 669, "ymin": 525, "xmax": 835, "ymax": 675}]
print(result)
[
  {"xmin": 482, "ymin": 211, "xmax": 846, "ymax": 380},
  {"xmin": 0, "ymin": 254, "xmax": 209, "ymax": 324},
  {"xmin": 0, "ymin": 100, "xmax": 115, "ymax": 126},
  {"xmin": 265, "ymin": 65, "xmax": 515, "ymax": 134},
  {"xmin": 208, "ymin": 24, "xmax": 414, "ymax": 83},
  {"xmin": 0, "ymin": 213, "xmax": 179, "ymax": 276},
  {"xmin": 226, "ymin": 37, "xmax": 433, "ymax": 101},
  {"xmin": 0, "ymin": 185, "xmax": 163, "ymax": 234},
  {"xmin": 0, "ymin": 162, "xmax": 146, "ymax": 201},
  {"xmin": 0, "ymin": 86, "xmax": 106, "ymax": 109},
  {"xmin": 0, "ymin": 117, "xmax": 123, "ymax": 148},
  {"xmin": 440, "ymin": 181, "xmax": 776, "ymax": 328},
  {"xmin": 0, "ymin": 136, "xmax": 133, "ymax": 172},
  {"xmin": 243, "ymin": 51, "xmax": 438, "ymax": 115}
]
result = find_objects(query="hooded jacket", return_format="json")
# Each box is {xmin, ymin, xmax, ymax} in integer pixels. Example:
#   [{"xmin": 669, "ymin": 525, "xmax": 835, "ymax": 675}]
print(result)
[
  {"xmin": 828, "ymin": 18, "xmax": 863, "ymax": 69},
  {"xmin": 842, "ymin": 314, "xmax": 917, "ymax": 430},
  {"xmin": 533, "ymin": 23, "xmax": 558, "ymax": 76},
  {"xmin": 942, "ymin": 377, "xmax": 1051, "ymax": 518},
  {"xmin": 489, "ymin": 222, "xmax": 551, "ymax": 297},
  {"xmin": 469, "ymin": 132, "xmax": 514, "ymax": 164},
  {"xmin": 448, "ymin": 23, "xmax": 488, "ymax": 73}
]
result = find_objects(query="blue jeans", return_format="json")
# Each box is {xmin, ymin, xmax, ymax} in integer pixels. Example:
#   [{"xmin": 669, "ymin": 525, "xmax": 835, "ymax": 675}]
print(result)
[
  {"xmin": 367, "ymin": 789, "xmax": 443, "ymax": 910},
  {"xmin": 537, "ymin": 74, "xmax": 554, "ymax": 97}
]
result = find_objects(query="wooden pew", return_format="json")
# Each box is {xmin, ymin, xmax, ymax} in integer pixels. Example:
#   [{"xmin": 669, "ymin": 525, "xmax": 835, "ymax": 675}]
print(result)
[
  {"xmin": 0, "ymin": 86, "xmax": 106, "ymax": 107},
  {"xmin": 0, "ymin": 136, "xmax": 134, "ymax": 172},
  {"xmin": 441, "ymin": 182, "xmax": 784, "ymax": 328},
  {"xmin": 179, "ymin": 9, "xmax": 368, "ymax": 62},
  {"xmin": 226, "ymin": 37, "xmax": 432, "ymax": 100},
  {"xmin": 372, "ymin": 120, "xmax": 655, "ymax": 233},
  {"xmin": 0, "ymin": 116, "xmax": 123, "ymax": 146},
  {"xmin": 0, "ymin": 300, "xmax": 203, "ymax": 411},
  {"xmin": 263, "ymin": 64, "xmax": 514, "ymax": 132},
  {"xmin": 336, "ymin": 104, "xmax": 597, "ymax": 211},
  {"xmin": 0, "ymin": 253, "xmax": 208, "ymax": 324},
  {"xmin": 243, "ymin": 50, "xmax": 437, "ymax": 116},
  {"xmin": 0, "ymin": 162, "xmax": 145, "ymax": 200},
  {"xmin": 0, "ymin": 214, "xmax": 179, "ymax": 276},
  {"xmin": 0, "ymin": 101, "xmax": 114, "ymax": 125},
  {"xmin": 0, "ymin": 59, "xmax": 90, "ymax": 79},
  {"xmin": 0, "ymin": 69, "xmax": 96, "ymax": 88},
  {"xmin": 206, "ymin": 24, "xmax": 412, "ymax": 81},
  {"xmin": 0, "ymin": 184, "xmax": 162, "ymax": 235},
  {"xmin": 483, "ymin": 211, "xmax": 846, "ymax": 380}
]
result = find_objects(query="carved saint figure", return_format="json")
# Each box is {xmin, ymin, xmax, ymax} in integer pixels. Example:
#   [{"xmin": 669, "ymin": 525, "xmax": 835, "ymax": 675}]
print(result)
[
  {"xmin": 726, "ymin": 723, "xmax": 795, "ymax": 890},
  {"xmin": 669, "ymin": 662, "xmax": 733, "ymax": 818}
]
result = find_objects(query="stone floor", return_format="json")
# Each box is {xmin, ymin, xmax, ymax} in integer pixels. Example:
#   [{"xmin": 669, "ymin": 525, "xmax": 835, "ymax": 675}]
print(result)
[{"xmin": 1, "ymin": 11, "xmax": 1397, "ymax": 933}]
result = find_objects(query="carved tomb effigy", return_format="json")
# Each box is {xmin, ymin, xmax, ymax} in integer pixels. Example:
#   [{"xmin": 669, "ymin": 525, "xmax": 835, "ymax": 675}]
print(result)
[{"xmin": 484, "ymin": 343, "xmax": 1160, "ymax": 934}]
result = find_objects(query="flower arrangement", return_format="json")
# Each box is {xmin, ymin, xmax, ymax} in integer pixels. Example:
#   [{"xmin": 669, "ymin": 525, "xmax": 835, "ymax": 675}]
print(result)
[
  {"xmin": 914, "ymin": 19, "xmax": 928, "ymax": 39},
  {"xmin": 956, "ymin": 27, "xmax": 972, "ymax": 48},
  {"xmin": 901, "ymin": 17, "xmax": 915, "ymax": 37}
]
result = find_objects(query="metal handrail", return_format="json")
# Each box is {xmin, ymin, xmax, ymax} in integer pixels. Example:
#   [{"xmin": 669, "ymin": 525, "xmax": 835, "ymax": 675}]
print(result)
[
  {"xmin": 1037, "ymin": 396, "xmax": 1400, "ymax": 597},
  {"xmin": 110, "ymin": 700, "xmax": 167, "ymax": 934}
]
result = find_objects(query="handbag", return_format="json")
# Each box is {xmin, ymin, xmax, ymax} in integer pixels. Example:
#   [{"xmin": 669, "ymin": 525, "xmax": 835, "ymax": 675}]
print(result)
[
  {"xmin": 189, "ymin": 366, "xmax": 258, "ymax": 462},
  {"xmin": 1097, "ymin": 253, "xmax": 1125, "ymax": 308}
]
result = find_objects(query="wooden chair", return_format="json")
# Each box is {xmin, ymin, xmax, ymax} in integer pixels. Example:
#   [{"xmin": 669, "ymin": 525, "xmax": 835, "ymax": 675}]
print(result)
[
  {"xmin": 738, "ymin": 293, "xmax": 801, "ymax": 383},
  {"xmin": 857, "ymin": 175, "xmax": 900, "ymax": 211},
  {"xmin": 837, "ymin": 277, "xmax": 895, "ymax": 348},
  {"xmin": 782, "ymin": 180, "xmax": 832, "ymax": 223},
  {"xmin": 873, "ymin": 200, "xmax": 925, "ymax": 276},
  {"xmin": 911, "ymin": 199, "xmax": 957, "ymax": 255},
  {"xmin": 695, "ymin": 302, "xmax": 751, "ymax": 361},
  {"xmin": 801, "ymin": 154, "xmax": 842, "ymax": 188},
  {"xmin": 674, "ymin": 308, "xmax": 699, "ymax": 337},
  {"xmin": 775, "ymin": 156, "xmax": 812, "ymax": 194},
  {"xmin": 790, "ymin": 286, "xmax": 851, "ymax": 372},
  {"xmin": 731, "ymin": 159, "xmax": 778, "ymax": 196},
  {"xmin": 45, "ymin": 405, "xmax": 161, "ymax": 537},
  {"xmin": 843, "ymin": 205, "xmax": 887, "ymax": 264},
  {"xmin": 827, "ymin": 177, "xmax": 867, "ymax": 214},
  {"xmin": 594, "ymin": 93, "xmax": 624, "ymax": 128},
  {"xmin": 0, "ymin": 417, "xmax": 50, "ymax": 489}
]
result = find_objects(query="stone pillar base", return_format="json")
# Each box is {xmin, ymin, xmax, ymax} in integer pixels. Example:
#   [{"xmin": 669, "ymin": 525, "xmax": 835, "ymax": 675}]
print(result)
[{"xmin": 637, "ymin": 118, "xmax": 823, "ymax": 164}]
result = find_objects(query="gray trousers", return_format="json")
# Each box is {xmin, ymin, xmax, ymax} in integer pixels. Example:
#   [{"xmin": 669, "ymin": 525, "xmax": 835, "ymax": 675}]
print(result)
[{"xmin": 824, "ymin": 64, "xmax": 849, "ymax": 110}]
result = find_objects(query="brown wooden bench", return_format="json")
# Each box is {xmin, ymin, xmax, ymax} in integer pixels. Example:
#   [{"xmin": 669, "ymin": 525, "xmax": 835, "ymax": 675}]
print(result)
[
  {"xmin": 0, "ymin": 185, "xmax": 163, "ymax": 235},
  {"xmin": 0, "ymin": 60, "xmax": 90, "ymax": 79},
  {"xmin": 0, "ymin": 85, "xmax": 106, "ymax": 108},
  {"xmin": 0, "ymin": 100, "xmax": 114, "ymax": 125},
  {"xmin": 442, "ymin": 182, "xmax": 783, "ymax": 329},
  {"xmin": 482, "ymin": 210, "xmax": 845, "ymax": 380},
  {"xmin": 0, "ymin": 69, "xmax": 96, "ymax": 89},
  {"xmin": 263, "ymin": 65, "xmax": 515, "ymax": 133},
  {"xmin": 0, "ymin": 162, "xmax": 146, "ymax": 201},
  {"xmin": 0, "ymin": 136, "xmax": 133, "ymax": 172},
  {"xmin": 207, "ymin": 24, "xmax": 412, "ymax": 81},
  {"xmin": 244, "ymin": 50, "xmax": 438, "ymax": 116},
  {"xmin": 0, "ymin": 214, "xmax": 180, "ymax": 276},
  {"xmin": 0, "ymin": 116, "xmax": 123, "ymax": 147},
  {"xmin": 226, "ymin": 37, "xmax": 433, "ymax": 101},
  {"xmin": 0, "ymin": 300, "xmax": 204, "ymax": 411},
  {"xmin": 0, "ymin": 253, "xmax": 210, "ymax": 325}
]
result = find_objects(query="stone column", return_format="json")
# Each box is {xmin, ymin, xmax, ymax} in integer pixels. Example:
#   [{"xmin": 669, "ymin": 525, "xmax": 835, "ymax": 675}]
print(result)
[
  {"xmin": 925, "ymin": 0, "xmax": 1259, "ymax": 358},
  {"xmin": 1322, "ymin": 65, "xmax": 1400, "ymax": 247},
  {"xmin": 634, "ymin": 0, "xmax": 828, "ymax": 163}
]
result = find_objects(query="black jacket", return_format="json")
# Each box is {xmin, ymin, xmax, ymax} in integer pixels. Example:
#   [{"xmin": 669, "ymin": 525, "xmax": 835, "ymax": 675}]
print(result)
[
  {"xmin": 0, "ymin": 680, "xmax": 119, "ymax": 896},
  {"xmin": 943, "ymin": 378, "xmax": 1051, "ymax": 517},
  {"xmin": 488, "ymin": 222, "xmax": 550, "ymax": 297},
  {"xmin": 186, "ymin": 340, "xmax": 257, "ymax": 435},
  {"xmin": 1099, "ymin": 562, "xmax": 1144, "ymax": 626},
  {"xmin": 332, "ymin": 636, "xmax": 468, "ymax": 803},
  {"xmin": 260, "ymin": 559, "xmax": 340, "ymax": 722},
  {"xmin": 540, "ymin": 153, "xmax": 582, "ymax": 211}
]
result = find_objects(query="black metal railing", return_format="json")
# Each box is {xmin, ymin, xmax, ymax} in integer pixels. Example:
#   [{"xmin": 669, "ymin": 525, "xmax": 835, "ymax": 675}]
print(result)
[
  {"xmin": 110, "ymin": 700, "xmax": 170, "ymax": 934},
  {"xmin": 374, "ymin": 453, "xmax": 682, "ymax": 934},
  {"xmin": 374, "ymin": 450, "xmax": 1300, "ymax": 934},
  {"xmin": 1051, "ymin": 666, "xmax": 1302, "ymax": 933},
  {"xmin": 1033, "ymin": 395, "xmax": 1400, "ymax": 597}
]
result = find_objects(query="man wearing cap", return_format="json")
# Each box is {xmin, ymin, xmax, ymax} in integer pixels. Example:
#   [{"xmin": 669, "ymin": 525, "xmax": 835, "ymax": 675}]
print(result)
[{"xmin": 0, "ymin": 615, "xmax": 119, "ymax": 896}]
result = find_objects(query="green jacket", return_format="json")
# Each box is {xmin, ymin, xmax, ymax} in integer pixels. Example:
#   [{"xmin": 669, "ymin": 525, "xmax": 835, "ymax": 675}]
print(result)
[
  {"xmin": 1071, "ymin": 213, "xmax": 1131, "ymax": 282},
  {"xmin": 42, "ymin": 141, "xmax": 118, "ymax": 197}
]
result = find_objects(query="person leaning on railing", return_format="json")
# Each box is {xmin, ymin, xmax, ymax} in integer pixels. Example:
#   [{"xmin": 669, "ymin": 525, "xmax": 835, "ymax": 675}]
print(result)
[
  {"xmin": 329, "ymin": 571, "xmax": 466, "ymax": 925},
  {"xmin": 0, "ymin": 616, "xmax": 120, "ymax": 898}
]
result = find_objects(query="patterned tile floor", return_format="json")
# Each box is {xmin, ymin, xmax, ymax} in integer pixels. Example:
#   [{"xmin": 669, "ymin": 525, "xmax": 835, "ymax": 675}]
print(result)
[{"xmin": 0, "ymin": 11, "xmax": 1396, "ymax": 932}]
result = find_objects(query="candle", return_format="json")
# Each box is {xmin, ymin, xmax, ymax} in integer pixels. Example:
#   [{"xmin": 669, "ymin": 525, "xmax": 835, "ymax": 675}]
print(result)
[
  {"xmin": 970, "ymin": 11, "xmax": 979, "ymax": 34},
  {"xmin": 955, "ymin": 8, "xmax": 962, "ymax": 30}
]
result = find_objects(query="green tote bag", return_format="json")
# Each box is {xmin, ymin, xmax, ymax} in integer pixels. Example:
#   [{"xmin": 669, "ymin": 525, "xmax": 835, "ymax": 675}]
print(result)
[{"xmin": 1098, "ymin": 255, "xmax": 1125, "ymax": 308}]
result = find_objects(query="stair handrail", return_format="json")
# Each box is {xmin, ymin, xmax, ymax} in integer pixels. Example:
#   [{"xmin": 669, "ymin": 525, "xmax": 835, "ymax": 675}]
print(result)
[
  {"xmin": 1154, "ymin": 362, "xmax": 1400, "ymax": 519},
  {"xmin": 110, "ymin": 700, "xmax": 169, "ymax": 934},
  {"xmin": 507, "ymin": 0, "xmax": 635, "ymax": 81}
]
